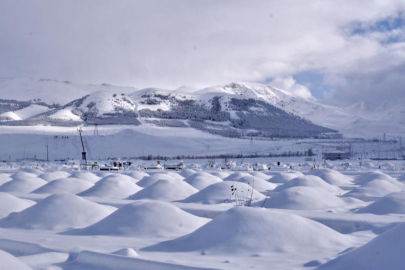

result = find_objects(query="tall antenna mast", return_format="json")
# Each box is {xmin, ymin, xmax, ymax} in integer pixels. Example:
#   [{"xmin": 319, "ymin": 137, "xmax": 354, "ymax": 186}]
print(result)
[{"xmin": 77, "ymin": 128, "xmax": 87, "ymax": 166}]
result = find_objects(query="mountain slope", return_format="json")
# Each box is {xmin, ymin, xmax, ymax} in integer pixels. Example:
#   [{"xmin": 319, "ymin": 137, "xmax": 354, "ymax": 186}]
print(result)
[{"xmin": 1, "ymin": 79, "xmax": 402, "ymax": 138}]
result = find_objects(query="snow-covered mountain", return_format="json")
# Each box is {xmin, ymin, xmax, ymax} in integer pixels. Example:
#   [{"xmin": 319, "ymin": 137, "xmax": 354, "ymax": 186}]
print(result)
[
  {"xmin": 0, "ymin": 77, "xmax": 137, "ymax": 105},
  {"xmin": 0, "ymin": 78, "xmax": 403, "ymax": 138}
]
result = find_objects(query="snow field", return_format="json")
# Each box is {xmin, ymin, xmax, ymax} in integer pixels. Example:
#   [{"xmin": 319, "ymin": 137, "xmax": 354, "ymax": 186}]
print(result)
[{"xmin": 0, "ymin": 165, "xmax": 403, "ymax": 269}]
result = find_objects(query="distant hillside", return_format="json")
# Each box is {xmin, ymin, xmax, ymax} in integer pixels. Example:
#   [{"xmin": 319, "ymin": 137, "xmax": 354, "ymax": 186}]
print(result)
[{"xmin": 2, "ymin": 78, "xmax": 403, "ymax": 138}]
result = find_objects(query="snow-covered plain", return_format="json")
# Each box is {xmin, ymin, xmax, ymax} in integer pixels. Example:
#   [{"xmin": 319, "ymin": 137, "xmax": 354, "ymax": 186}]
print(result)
[{"xmin": 0, "ymin": 158, "xmax": 405, "ymax": 269}]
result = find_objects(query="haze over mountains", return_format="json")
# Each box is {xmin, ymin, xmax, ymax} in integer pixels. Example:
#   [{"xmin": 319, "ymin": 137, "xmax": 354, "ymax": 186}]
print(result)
[{"xmin": 0, "ymin": 77, "xmax": 402, "ymax": 138}]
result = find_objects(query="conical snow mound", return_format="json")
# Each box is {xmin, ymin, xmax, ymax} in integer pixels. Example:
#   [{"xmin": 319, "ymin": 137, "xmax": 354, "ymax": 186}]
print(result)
[
  {"xmin": 127, "ymin": 179, "xmax": 198, "ymax": 202},
  {"xmin": 67, "ymin": 201, "xmax": 209, "ymax": 238},
  {"xmin": 180, "ymin": 181, "xmax": 266, "ymax": 204},
  {"xmin": 184, "ymin": 172, "xmax": 222, "ymax": 190},
  {"xmin": 357, "ymin": 191, "xmax": 405, "ymax": 215},
  {"xmin": 0, "ymin": 177, "xmax": 47, "ymax": 193},
  {"xmin": 10, "ymin": 172, "xmax": 38, "ymax": 180},
  {"xmin": 0, "ymin": 193, "xmax": 36, "ymax": 219},
  {"xmin": 32, "ymin": 178, "xmax": 94, "ymax": 194},
  {"xmin": 318, "ymin": 221, "xmax": 405, "ymax": 270},
  {"xmin": 224, "ymin": 172, "xmax": 252, "ymax": 181},
  {"xmin": 210, "ymin": 171, "xmax": 231, "ymax": 179},
  {"xmin": 124, "ymin": 171, "xmax": 149, "ymax": 181},
  {"xmin": 354, "ymin": 171, "xmax": 395, "ymax": 185},
  {"xmin": 0, "ymin": 250, "xmax": 31, "ymax": 270},
  {"xmin": 112, "ymin": 248, "xmax": 139, "ymax": 257},
  {"xmin": 38, "ymin": 171, "xmax": 71, "ymax": 182},
  {"xmin": 0, "ymin": 193, "xmax": 116, "ymax": 230},
  {"xmin": 232, "ymin": 176, "xmax": 277, "ymax": 192},
  {"xmin": 70, "ymin": 171, "xmax": 101, "ymax": 183},
  {"xmin": 275, "ymin": 176, "xmax": 343, "ymax": 194},
  {"xmin": 179, "ymin": 169, "xmax": 197, "ymax": 178},
  {"xmin": 267, "ymin": 172, "xmax": 304, "ymax": 183},
  {"xmin": 260, "ymin": 187, "xmax": 351, "ymax": 210},
  {"xmin": 143, "ymin": 207, "xmax": 351, "ymax": 254},
  {"xmin": 0, "ymin": 173, "xmax": 12, "ymax": 186},
  {"xmin": 78, "ymin": 175, "xmax": 142, "ymax": 199},
  {"xmin": 20, "ymin": 168, "xmax": 44, "ymax": 175},
  {"xmin": 307, "ymin": 169, "xmax": 352, "ymax": 185},
  {"xmin": 344, "ymin": 180, "xmax": 405, "ymax": 201},
  {"xmin": 136, "ymin": 173, "xmax": 176, "ymax": 188},
  {"xmin": 250, "ymin": 171, "xmax": 271, "ymax": 180}
]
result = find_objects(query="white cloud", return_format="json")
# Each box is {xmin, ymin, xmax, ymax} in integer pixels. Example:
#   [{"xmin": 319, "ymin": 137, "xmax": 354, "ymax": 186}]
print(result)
[
  {"xmin": 269, "ymin": 76, "xmax": 314, "ymax": 100},
  {"xmin": 0, "ymin": 0, "xmax": 404, "ymax": 105}
]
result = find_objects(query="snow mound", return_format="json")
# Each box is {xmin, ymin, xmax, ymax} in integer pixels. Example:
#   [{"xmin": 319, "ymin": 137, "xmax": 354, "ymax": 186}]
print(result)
[
  {"xmin": 318, "ymin": 221, "xmax": 405, "ymax": 270},
  {"xmin": 38, "ymin": 171, "xmax": 71, "ymax": 182},
  {"xmin": 180, "ymin": 181, "xmax": 266, "ymax": 204},
  {"xmin": 344, "ymin": 180, "xmax": 405, "ymax": 201},
  {"xmin": 0, "ymin": 173, "xmax": 12, "ymax": 185},
  {"xmin": 0, "ymin": 194, "xmax": 116, "ymax": 230},
  {"xmin": 354, "ymin": 171, "xmax": 396, "ymax": 185},
  {"xmin": 0, "ymin": 177, "xmax": 47, "ymax": 193},
  {"xmin": 19, "ymin": 168, "xmax": 44, "ymax": 175},
  {"xmin": 10, "ymin": 172, "xmax": 38, "ymax": 180},
  {"xmin": 70, "ymin": 171, "xmax": 101, "ymax": 183},
  {"xmin": 307, "ymin": 169, "xmax": 353, "ymax": 185},
  {"xmin": 184, "ymin": 172, "xmax": 222, "ymax": 190},
  {"xmin": 260, "ymin": 187, "xmax": 350, "ymax": 210},
  {"xmin": 78, "ymin": 175, "xmax": 142, "ymax": 199},
  {"xmin": 179, "ymin": 169, "xmax": 197, "ymax": 178},
  {"xmin": 0, "ymin": 193, "xmax": 36, "ymax": 219},
  {"xmin": 234, "ymin": 176, "xmax": 277, "ymax": 192},
  {"xmin": 67, "ymin": 201, "xmax": 209, "ymax": 238},
  {"xmin": 275, "ymin": 175, "xmax": 343, "ymax": 194},
  {"xmin": 32, "ymin": 178, "xmax": 94, "ymax": 195},
  {"xmin": 124, "ymin": 171, "xmax": 149, "ymax": 181},
  {"xmin": 166, "ymin": 172, "xmax": 184, "ymax": 181},
  {"xmin": 268, "ymin": 172, "xmax": 304, "ymax": 183},
  {"xmin": 0, "ymin": 250, "xmax": 31, "ymax": 270},
  {"xmin": 143, "ymin": 207, "xmax": 351, "ymax": 254},
  {"xmin": 357, "ymin": 191, "xmax": 405, "ymax": 215},
  {"xmin": 112, "ymin": 248, "xmax": 139, "ymax": 257},
  {"xmin": 128, "ymin": 179, "xmax": 198, "ymax": 202},
  {"xmin": 250, "ymin": 171, "xmax": 271, "ymax": 180},
  {"xmin": 136, "ymin": 173, "xmax": 176, "ymax": 188},
  {"xmin": 224, "ymin": 172, "xmax": 252, "ymax": 181},
  {"xmin": 210, "ymin": 171, "xmax": 231, "ymax": 179}
]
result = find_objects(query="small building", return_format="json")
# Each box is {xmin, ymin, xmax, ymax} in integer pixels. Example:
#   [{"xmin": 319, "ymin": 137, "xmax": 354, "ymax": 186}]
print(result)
[{"xmin": 323, "ymin": 150, "xmax": 351, "ymax": 161}]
